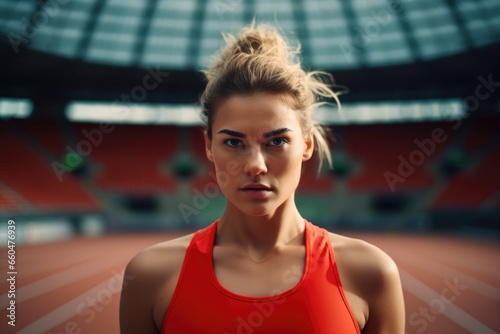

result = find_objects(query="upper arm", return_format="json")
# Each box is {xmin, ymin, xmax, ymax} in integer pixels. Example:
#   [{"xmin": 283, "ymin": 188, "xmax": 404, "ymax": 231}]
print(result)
[
  {"xmin": 361, "ymin": 245, "xmax": 405, "ymax": 334},
  {"xmin": 119, "ymin": 235, "xmax": 192, "ymax": 334},
  {"xmin": 119, "ymin": 250, "xmax": 162, "ymax": 334},
  {"xmin": 332, "ymin": 234, "xmax": 405, "ymax": 334}
]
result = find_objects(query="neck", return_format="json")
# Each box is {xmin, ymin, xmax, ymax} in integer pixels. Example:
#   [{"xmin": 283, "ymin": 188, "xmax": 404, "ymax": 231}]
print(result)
[{"xmin": 216, "ymin": 199, "xmax": 305, "ymax": 254}]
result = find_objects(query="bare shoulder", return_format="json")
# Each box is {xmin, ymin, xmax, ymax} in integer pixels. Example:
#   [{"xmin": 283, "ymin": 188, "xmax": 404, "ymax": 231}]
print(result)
[
  {"xmin": 120, "ymin": 233, "xmax": 194, "ymax": 334},
  {"xmin": 329, "ymin": 233, "xmax": 405, "ymax": 333},
  {"xmin": 125, "ymin": 233, "xmax": 194, "ymax": 277},
  {"xmin": 329, "ymin": 233, "xmax": 400, "ymax": 286}
]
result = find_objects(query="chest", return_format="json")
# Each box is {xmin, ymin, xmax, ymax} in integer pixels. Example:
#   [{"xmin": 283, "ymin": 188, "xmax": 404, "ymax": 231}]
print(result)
[{"xmin": 212, "ymin": 246, "xmax": 306, "ymax": 297}]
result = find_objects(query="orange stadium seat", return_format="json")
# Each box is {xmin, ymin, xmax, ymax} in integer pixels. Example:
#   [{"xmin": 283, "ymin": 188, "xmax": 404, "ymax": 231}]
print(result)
[
  {"xmin": 297, "ymin": 158, "xmax": 335, "ymax": 193},
  {"xmin": 15, "ymin": 119, "xmax": 68, "ymax": 157},
  {"xmin": 0, "ymin": 192, "xmax": 20, "ymax": 211},
  {"xmin": 0, "ymin": 123, "xmax": 99, "ymax": 211},
  {"xmin": 72, "ymin": 123, "xmax": 179, "ymax": 194},
  {"xmin": 433, "ymin": 147, "xmax": 499, "ymax": 208},
  {"xmin": 344, "ymin": 122, "xmax": 455, "ymax": 192}
]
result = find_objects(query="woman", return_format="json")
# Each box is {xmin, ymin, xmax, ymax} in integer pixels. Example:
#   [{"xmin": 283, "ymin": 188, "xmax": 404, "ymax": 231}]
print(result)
[{"xmin": 120, "ymin": 23, "xmax": 405, "ymax": 333}]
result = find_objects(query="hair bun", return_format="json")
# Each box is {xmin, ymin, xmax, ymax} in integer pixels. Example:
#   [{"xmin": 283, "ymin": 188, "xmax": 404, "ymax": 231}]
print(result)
[
  {"xmin": 204, "ymin": 23, "xmax": 295, "ymax": 81},
  {"xmin": 233, "ymin": 23, "xmax": 291, "ymax": 61}
]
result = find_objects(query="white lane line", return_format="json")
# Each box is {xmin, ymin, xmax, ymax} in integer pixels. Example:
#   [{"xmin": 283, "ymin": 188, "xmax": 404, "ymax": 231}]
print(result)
[
  {"xmin": 18, "ymin": 251, "xmax": 102, "ymax": 278},
  {"xmin": 393, "ymin": 253, "xmax": 500, "ymax": 301},
  {"xmin": 0, "ymin": 258, "xmax": 127, "ymax": 308},
  {"xmin": 10, "ymin": 250, "xmax": 99, "ymax": 278},
  {"xmin": 16, "ymin": 273, "xmax": 123, "ymax": 334},
  {"xmin": 419, "ymin": 249, "xmax": 500, "ymax": 278},
  {"xmin": 400, "ymin": 268, "xmax": 497, "ymax": 334}
]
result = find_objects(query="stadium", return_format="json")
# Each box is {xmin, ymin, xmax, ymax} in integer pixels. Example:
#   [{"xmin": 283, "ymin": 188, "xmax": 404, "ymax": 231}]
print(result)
[{"xmin": 0, "ymin": 0, "xmax": 499, "ymax": 333}]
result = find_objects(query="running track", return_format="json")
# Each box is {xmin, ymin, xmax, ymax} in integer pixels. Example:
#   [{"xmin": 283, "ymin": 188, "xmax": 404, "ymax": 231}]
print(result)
[{"xmin": 1, "ymin": 232, "xmax": 499, "ymax": 334}]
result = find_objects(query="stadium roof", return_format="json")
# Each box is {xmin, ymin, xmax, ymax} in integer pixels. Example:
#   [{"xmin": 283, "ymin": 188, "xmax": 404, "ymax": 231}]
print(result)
[
  {"xmin": 0, "ymin": 0, "xmax": 499, "ymax": 118},
  {"xmin": 2, "ymin": 0, "xmax": 499, "ymax": 69}
]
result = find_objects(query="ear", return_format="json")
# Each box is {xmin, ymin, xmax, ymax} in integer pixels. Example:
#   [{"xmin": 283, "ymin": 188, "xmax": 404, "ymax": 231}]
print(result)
[
  {"xmin": 303, "ymin": 131, "xmax": 314, "ymax": 161},
  {"xmin": 204, "ymin": 131, "xmax": 214, "ymax": 162}
]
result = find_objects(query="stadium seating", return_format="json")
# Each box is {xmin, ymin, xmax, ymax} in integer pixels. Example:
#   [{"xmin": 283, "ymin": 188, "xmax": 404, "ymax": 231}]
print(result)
[
  {"xmin": 344, "ymin": 122, "xmax": 455, "ymax": 192},
  {"xmin": 0, "ymin": 122, "xmax": 99, "ymax": 211},
  {"xmin": 297, "ymin": 158, "xmax": 335, "ymax": 193},
  {"xmin": 433, "ymin": 145, "xmax": 499, "ymax": 209},
  {"xmin": 0, "ymin": 192, "xmax": 19, "ymax": 211},
  {"xmin": 15, "ymin": 119, "xmax": 68, "ymax": 157},
  {"xmin": 463, "ymin": 117, "xmax": 499, "ymax": 153},
  {"xmin": 2, "ymin": 118, "xmax": 496, "ymax": 214},
  {"xmin": 72, "ymin": 123, "xmax": 179, "ymax": 194}
]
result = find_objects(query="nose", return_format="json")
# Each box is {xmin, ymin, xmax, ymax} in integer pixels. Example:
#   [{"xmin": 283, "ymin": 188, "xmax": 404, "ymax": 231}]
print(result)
[{"xmin": 243, "ymin": 146, "xmax": 268, "ymax": 176}]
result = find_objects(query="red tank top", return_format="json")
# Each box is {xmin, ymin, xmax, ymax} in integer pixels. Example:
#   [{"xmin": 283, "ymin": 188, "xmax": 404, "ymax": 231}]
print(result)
[{"xmin": 162, "ymin": 220, "xmax": 361, "ymax": 333}]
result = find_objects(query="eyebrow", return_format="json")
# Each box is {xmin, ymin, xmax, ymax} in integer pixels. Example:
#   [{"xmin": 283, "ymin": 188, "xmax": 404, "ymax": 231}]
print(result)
[
  {"xmin": 217, "ymin": 129, "xmax": 245, "ymax": 138},
  {"xmin": 264, "ymin": 127, "xmax": 293, "ymax": 138},
  {"xmin": 217, "ymin": 128, "xmax": 293, "ymax": 138}
]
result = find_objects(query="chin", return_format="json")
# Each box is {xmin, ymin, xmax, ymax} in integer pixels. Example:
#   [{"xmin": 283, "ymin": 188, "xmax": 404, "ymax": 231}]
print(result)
[
  {"xmin": 245, "ymin": 198, "xmax": 292, "ymax": 218},
  {"xmin": 244, "ymin": 208, "xmax": 274, "ymax": 217},
  {"xmin": 232, "ymin": 200, "xmax": 278, "ymax": 217},
  {"xmin": 240, "ymin": 205, "xmax": 271, "ymax": 217}
]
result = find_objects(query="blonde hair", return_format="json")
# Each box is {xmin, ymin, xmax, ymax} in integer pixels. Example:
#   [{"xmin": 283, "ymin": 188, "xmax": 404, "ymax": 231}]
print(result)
[{"xmin": 200, "ymin": 22, "xmax": 342, "ymax": 171}]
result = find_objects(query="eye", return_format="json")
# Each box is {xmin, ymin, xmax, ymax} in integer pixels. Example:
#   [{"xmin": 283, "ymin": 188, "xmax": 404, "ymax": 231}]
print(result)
[
  {"xmin": 224, "ymin": 138, "xmax": 244, "ymax": 148},
  {"xmin": 267, "ymin": 137, "xmax": 288, "ymax": 147}
]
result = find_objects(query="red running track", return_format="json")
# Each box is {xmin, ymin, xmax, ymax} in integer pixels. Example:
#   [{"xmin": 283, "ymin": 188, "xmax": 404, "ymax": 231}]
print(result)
[{"xmin": 0, "ymin": 232, "xmax": 499, "ymax": 334}]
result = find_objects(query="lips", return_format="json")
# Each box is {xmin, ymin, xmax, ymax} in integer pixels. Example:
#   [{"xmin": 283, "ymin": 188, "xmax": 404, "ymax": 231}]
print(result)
[
  {"xmin": 240, "ymin": 184, "xmax": 273, "ymax": 198},
  {"xmin": 240, "ymin": 183, "xmax": 273, "ymax": 191}
]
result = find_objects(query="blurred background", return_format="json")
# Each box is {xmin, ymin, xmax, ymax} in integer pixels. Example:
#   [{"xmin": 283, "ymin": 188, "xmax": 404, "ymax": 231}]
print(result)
[{"xmin": 0, "ymin": 0, "xmax": 498, "ymax": 333}]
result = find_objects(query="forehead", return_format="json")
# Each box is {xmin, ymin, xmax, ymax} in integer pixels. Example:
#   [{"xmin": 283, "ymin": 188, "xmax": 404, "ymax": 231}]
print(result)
[{"xmin": 213, "ymin": 92, "xmax": 301, "ymax": 133}]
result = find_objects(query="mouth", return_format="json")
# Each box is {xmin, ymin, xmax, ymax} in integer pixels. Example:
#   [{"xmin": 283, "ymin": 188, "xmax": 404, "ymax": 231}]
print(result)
[
  {"xmin": 240, "ymin": 184, "xmax": 273, "ymax": 195},
  {"xmin": 240, "ymin": 184, "xmax": 273, "ymax": 191}
]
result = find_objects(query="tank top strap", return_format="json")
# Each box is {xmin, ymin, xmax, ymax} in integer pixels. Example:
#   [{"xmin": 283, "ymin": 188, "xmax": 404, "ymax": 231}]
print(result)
[
  {"xmin": 189, "ymin": 220, "xmax": 218, "ymax": 254},
  {"xmin": 304, "ymin": 220, "xmax": 331, "ymax": 261},
  {"xmin": 305, "ymin": 222, "xmax": 361, "ymax": 333}
]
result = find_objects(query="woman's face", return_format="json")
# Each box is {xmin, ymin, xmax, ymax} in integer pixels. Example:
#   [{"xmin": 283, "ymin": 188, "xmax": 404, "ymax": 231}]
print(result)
[{"xmin": 205, "ymin": 92, "xmax": 314, "ymax": 217}]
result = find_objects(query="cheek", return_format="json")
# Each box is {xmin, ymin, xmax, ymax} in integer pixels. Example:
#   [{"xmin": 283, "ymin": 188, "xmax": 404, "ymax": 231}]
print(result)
[
  {"xmin": 291, "ymin": 146, "xmax": 308, "ymax": 175},
  {"xmin": 285, "ymin": 143, "xmax": 306, "ymax": 164},
  {"xmin": 271, "ymin": 149, "xmax": 305, "ymax": 179},
  {"xmin": 212, "ymin": 153, "xmax": 243, "ymax": 189}
]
